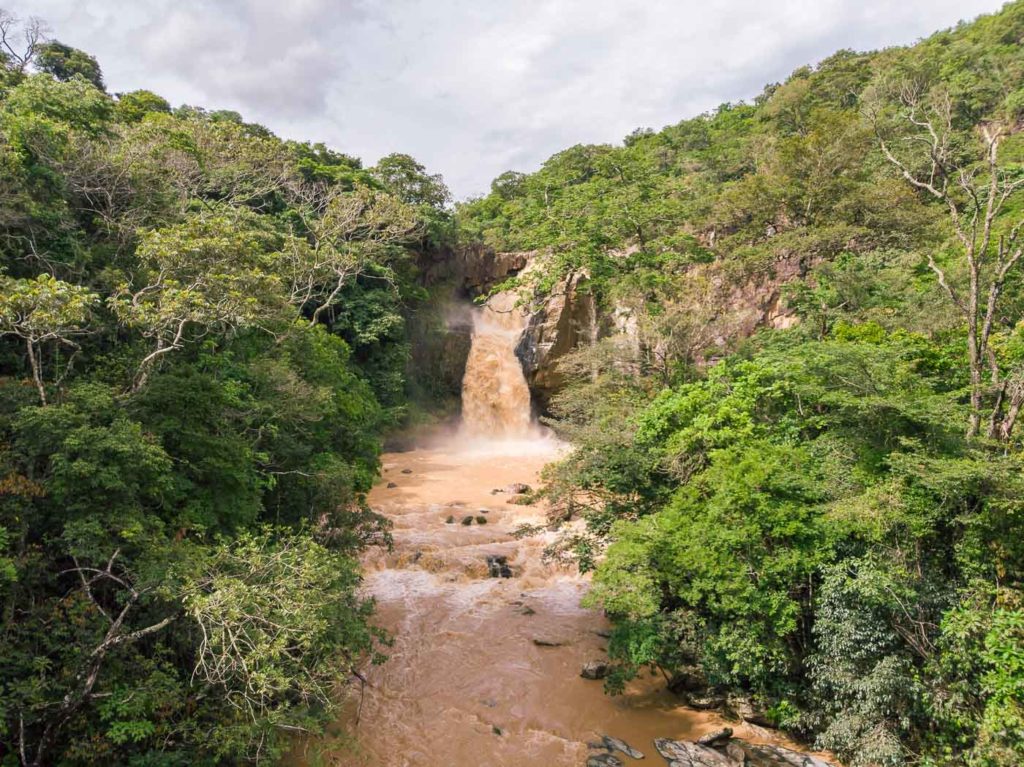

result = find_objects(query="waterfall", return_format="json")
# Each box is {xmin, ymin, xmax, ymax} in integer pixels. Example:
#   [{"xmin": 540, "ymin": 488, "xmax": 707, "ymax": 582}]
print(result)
[{"xmin": 460, "ymin": 291, "xmax": 535, "ymax": 439}]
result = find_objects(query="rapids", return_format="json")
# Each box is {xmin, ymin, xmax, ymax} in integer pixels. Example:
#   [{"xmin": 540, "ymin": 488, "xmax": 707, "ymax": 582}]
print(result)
[{"xmin": 292, "ymin": 296, "xmax": 808, "ymax": 766}]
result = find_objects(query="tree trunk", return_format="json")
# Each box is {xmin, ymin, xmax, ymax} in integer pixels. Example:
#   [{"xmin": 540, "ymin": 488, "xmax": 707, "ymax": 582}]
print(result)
[{"xmin": 25, "ymin": 338, "xmax": 46, "ymax": 406}]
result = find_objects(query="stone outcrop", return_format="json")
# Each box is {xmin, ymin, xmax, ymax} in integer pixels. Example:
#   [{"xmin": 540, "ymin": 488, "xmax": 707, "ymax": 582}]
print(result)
[
  {"xmin": 516, "ymin": 270, "xmax": 598, "ymax": 409},
  {"xmin": 428, "ymin": 243, "xmax": 811, "ymax": 416},
  {"xmin": 653, "ymin": 736, "xmax": 832, "ymax": 767}
]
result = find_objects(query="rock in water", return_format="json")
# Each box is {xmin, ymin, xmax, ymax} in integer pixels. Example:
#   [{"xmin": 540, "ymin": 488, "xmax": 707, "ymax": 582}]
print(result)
[
  {"xmin": 601, "ymin": 734, "xmax": 644, "ymax": 759},
  {"xmin": 485, "ymin": 555, "xmax": 513, "ymax": 578},
  {"xmin": 697, "ymin": 727, "xmax": 733, "ymax": 746},
  {"xmin": 654, "ymin": 738, "xmax": 832, "ymax": 767},
  {"xmin": 401, "ymin": 468, "xmax": 413, "ymax": 474},
  {"xmin": 653, "ymin": 739, "xmax": 733, "ymax": 766},
  {"xmin": 734, "ymin": 743, "xmax": 832, "ymax": 767},
  {"xmin": 580, "ymin": 661, "xmax": 610, "ymax": 679},
  {"xmin": 475, "ymin": 515, "xmax": 488, "ymax": 524},
  {"xmin": 386, "ymin": 481, "xmax": 398, "ymax": 488},
  {"xmin": 587, "ymin": 754, "xmax": 624, "ymax": 767},
  {"xmin": 460, "ymin": 516, "xmax": 474, "ymax": 525},
  {"xmin": 505, "ymin": 482, "xmax": 531, "ymax": 494},
  {"xmin": 445, "ymin": 516, "xmax": 454, "ymax": 524},
  {"xmin": 532, "ymin": 637, "xmax": 567, "ymax": 647}
]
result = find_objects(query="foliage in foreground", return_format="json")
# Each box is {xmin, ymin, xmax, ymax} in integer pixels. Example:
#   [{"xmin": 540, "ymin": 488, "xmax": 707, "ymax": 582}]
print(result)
[
  {"xmin": 0, "ymin": 13, "xmax": 452, "ymax": 764},
  {"xmin": 490, "ymin": 4, "xmax": 1024, "ymax": 766}
]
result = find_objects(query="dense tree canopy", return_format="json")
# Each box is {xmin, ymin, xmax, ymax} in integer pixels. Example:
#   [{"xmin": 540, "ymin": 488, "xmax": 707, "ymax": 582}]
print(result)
[
  {"xmin": 0, "ymin": 10, "xmax": 453, "ymax": 764},
  {"xmin": 459, "ymin": 3, "xmax": 1024, "ymax": 766}
]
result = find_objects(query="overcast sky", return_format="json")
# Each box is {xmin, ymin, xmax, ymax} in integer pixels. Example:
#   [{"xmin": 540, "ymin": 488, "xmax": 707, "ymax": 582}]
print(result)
[{"xmin": 5, "ymin": 0, "xmax": 1008, "ymax": 198}]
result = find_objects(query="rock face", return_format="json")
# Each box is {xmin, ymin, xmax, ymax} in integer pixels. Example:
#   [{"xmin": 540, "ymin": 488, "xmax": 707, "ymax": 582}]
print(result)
[
  {"xmin": 516, "ymin": 270, "xmax": 597, "ymax": 409},
  {"xmin": 580, "ymin": 661, "xmax": 610, "ymax": 680},
  {"xmin": 426, "ymin": 243, "xmax": 810, "ymax": 417},
  {"xmin": 652, "ymin": 737, "xmax": 832, "ymax": 767}
]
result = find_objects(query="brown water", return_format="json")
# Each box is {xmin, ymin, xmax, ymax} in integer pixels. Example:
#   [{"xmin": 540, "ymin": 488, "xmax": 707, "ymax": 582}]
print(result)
[{"xmin": 293, "ymin": 297, "xmax": 810, "ymax": 766}]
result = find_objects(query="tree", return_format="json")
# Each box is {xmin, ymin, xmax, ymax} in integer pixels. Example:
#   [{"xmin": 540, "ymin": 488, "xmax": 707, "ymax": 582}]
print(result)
[
  {"xmin": 0, "ymin": 273, "xmax": 96, "ymax": 404},
  {"xmin": 34, "ymin": 41, "xmax": 104, "ymax": 90},
  {"xmin": 284, "ymin": 184, "xmax": 418, "ymax": 325},
  {"xmin": 370, "ymin": 153, "xmax": 450, "ymax": 208},
  {"xmin": 869, "ymin": 83, "xmax": 1024, "ymax": 439},
  {"xmin": 0, "ymin": 9, "xmax": 47, "ymax": 75},
  {"xmin": 113, "ymin": 89, "xmax": 170, "ymax": 123},
  {"xmin": 109, "ymin": 213, "xmax": 289, "ymax": 390},
  {"xmin": 180, "ymin": 529, "xmax": 383, "ymax": 736}
]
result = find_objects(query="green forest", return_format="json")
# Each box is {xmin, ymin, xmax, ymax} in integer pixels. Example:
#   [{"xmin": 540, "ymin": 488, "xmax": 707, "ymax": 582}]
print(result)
[
  {"xmin": 460, "ymin": 3, "xmax": 1024, "ymax": 766},
  {"xmin": 1, "ymin": 1, "xmax": 1023, "ymax": 766}
]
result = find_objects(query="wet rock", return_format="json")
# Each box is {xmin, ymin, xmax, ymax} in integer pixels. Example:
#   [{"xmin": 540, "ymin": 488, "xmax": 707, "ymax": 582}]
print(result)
[
  {"xmin": 401, "ymin": 468, "xmax": 413, "ymax": 474},
  {"xmin": 725, "ymin": 743, "xmax": 748, "ymax": 766},
  {"xmin": 492, "ymin": 725, "xmax": 503, "ymax": 736},
  {"xmin": 697, "ymin": 727, "xmax": 732, "ymax": 746},
  {"xmin": 491, "ymin": 488, "xmax": 503, "ymax": 494},
  {"xmin": 587, "ymin": 754, "xmax": 624, "ymax": 767},
  {"xmin": 732, "ymin": 743, "xmax": 831, "ymax": 767},
  {"xmin": 475, "ymin": 515, "xmax": 488, "ymax": 524},
  {"xmin": 386, "ymin": 481, "xmax": 398, "ymax": 489},
  {"xmin": 518, "ymin": 604, "xmax": 536, "ymax": 615},
  {"xmin": 728, "ymin": 694, "xmax": 772, "ymax": 727},
  {"xmin": 601, "ymin": 734, "xmax": 644, "ymax": 759},
  {"xmin": 580, "ymin": 661, "xmax": 610, "ymax": 679},
  {"xmin": 654, "ymin": 738, "xmax": 831, "ymax": 767},
  {"xmin": 533, "ymin": 637, "xmax": 568, "ymax": 647},
  {"xmin": 478, "ymin": 508, "xmax": 490, "ymax": 514},
  {"xmin": 684, "ymin": 692, "xmax": 727, "ymax": 710},
  {"xmin": 460, "ymin": 516, "xmax": 474, "ymax": 526},
  {"xmin": 445, "ymin": 516, "xmax": 455, "ymax": 524},
  {"xmin": 505, "ymin": 482, "xmax": 531, "ymax": 494},
  {"xmin": 654, "ymin": 739, "xmax": 733, "ymax": 766},
  {"xmin": 486, "ymin": 555, "xmax": 513, "ymax": 578}
]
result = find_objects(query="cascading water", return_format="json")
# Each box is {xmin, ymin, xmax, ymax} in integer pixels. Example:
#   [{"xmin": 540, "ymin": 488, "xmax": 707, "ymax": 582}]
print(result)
[
  {"xmin": 460, "ymin": 291, "xmax": 535, "ymax": 439},
  {"xmin": 291, "ymin": 293, "xmax": 812, "ymax": 767}
]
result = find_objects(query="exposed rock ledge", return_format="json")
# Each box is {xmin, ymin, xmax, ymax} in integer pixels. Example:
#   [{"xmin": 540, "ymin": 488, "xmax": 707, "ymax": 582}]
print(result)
[
  {"xmin": 428, "ymin": 243, "xmax": 810, "ymax": 413},
  {"xmin": 587, "ymin": 731, "xmax": 832, "ymax": 767}
]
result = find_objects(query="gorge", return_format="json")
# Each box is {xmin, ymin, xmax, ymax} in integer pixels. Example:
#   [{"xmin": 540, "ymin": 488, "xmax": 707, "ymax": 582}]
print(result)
[
  {"xmin": 289, "ymin": 274, "xmax": 834, "ymax": 766},
  {"xmin": 2, "ymin": 4, "xmax": 1023, "ymax": 766}
]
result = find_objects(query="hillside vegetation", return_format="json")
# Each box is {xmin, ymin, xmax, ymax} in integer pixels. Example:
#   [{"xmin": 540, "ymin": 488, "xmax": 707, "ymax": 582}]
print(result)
[
  {"xmin": 460, "ymin": 3, "xmax": 1024, "ymax": 766},
  {"xmin": 0, "ymin": 10, "xmax": 454, "ymax": 764}
]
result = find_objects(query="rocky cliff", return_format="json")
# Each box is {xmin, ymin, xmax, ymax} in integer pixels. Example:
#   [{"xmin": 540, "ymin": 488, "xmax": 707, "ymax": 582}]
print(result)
[{"xmin": 423, "ymin": 245, "xmax": 809, "ymax": 415}]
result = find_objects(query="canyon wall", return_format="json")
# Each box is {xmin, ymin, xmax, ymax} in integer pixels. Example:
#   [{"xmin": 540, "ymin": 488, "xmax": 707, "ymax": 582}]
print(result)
[{"xmin": 422, "ymin": 245, "xmax": 809, "ymax": 414}]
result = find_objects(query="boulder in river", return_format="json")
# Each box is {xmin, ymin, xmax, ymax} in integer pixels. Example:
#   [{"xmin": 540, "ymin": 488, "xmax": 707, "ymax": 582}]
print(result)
[
  {"xmin": 580, "ymin": 661, "xmax": 610, "ymax": 679},
  {"xmin": 697, "ymin": 728, "xmax": 733, "ymax": 747},
  {"xmin": 475, "ymin": 515, "xmax": 488, "ymax": 524},
  {"xmin": 401, "ymin": 468, "xmax": 413, "ymax": 474},
  {"xmin": 587, "ymin": 754, "xmax": 624, "ymax": 767},
  {"xmin": 445, "ymin": 516, "xmax": 455, "ymax": 524},
  {"xmin": 684, "ymin": 691, "xmax": 727, "ymax": 710},
  {"xmin": 728, "ymin": 694, "xmax": 773, "ymax": 727},
  {"xmin": 386, "ymin": 481, "xmax": 398, "ymax": 488},
  {"xmin": 533, "ymin": 637, "xmax": 568, "ymax": 647},
  {"xmin": 600, "ymin": 734, "xmax": 644, "ymax": 759},
  {"xmin": 654, "ymin": 737, "xmax": 832, "ymax": 767},
  {"xmin": 460, "ymin": 516, "xmax": 474, "ymax": 525},
  {"xmin": 485, "ymin": 555, "xmax": 513, "ymax": 578},
  {"xmin": 505, "ymin": 482, "xmax": 531, "ymax": 494},
  {"xmin": 654, "ymin": 738, "xmax": 733, "ymax": 766}
]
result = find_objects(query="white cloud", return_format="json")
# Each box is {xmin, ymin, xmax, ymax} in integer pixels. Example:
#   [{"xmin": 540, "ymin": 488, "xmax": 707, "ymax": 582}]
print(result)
[{"xmin": 5, "ymin": 0, "xmax": 1007, "ymax": 197}]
